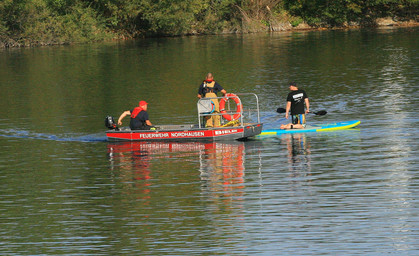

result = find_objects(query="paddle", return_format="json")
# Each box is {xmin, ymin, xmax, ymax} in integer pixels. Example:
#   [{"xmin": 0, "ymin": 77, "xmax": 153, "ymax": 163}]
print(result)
[{"xmin": 276, "ymin": 107, "xmax": 327, "ymax": 116}]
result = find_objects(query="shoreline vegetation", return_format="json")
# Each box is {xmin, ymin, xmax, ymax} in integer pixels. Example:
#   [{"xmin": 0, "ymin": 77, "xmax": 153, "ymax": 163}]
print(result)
[{"xmin": 1, "ymin": 0, "xmax": 418, "ymax": 48}]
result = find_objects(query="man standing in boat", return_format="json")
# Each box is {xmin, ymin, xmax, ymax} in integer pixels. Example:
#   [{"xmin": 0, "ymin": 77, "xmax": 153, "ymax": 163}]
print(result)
[
  {"xmin": 117, "ymin": 100, "xmax": 154, "ymax": 130},
  {"xmin": 281, "ymin": 82, "xmax": 310, "ymax": 129},
  {"xmin": 197, "ymin": 73, "xmax": 227, "ymax": 127}
]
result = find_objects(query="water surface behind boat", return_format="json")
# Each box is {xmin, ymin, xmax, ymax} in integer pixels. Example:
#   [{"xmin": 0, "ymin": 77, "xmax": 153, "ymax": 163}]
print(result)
[{"xmin": 0, "ymin": 27, "xmax": 418, "ymax": 255}]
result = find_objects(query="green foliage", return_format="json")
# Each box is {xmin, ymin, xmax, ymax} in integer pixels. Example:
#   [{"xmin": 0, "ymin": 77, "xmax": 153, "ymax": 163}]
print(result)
[
  {"xmin": 43, "ymin": 4, "xmax": 109, "ymax": 43},
  {"xmin": 0, "ymin": 0, "xmax": 417, "ymax": 46},
  {"xmin": 283, "ymin": 0, "xmax": 419, "ymax": 27},
  {"xmin": 193, "ymin": 0, "xmax": 240, "ymax": 33},
  {"xmin": 1, "ymin": 0, "xmax": 30, "ymax": 33},
  {"xmin": 136, "ymin": 0, "xmax": 240, "ymax": 35},
  {"xmin": 0, "ymin": 0, "xmax": 109, "ymax": 46},
  {"xmin": 138, "ymin": 0, "xmax": 197, "ymax": 35},
  {"xmin": 290, "ymin": 17, "xmax": 303, "ymax": 27},
  {"xmin": 45, "ymin": 0, "xmax": 74, "ymax": 15}
]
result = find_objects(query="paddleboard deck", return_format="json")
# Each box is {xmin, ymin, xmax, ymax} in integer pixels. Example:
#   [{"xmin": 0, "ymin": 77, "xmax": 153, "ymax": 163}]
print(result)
[{"xmin": 259, "ymin": 120, "xmax": 360, "ymax": 136}]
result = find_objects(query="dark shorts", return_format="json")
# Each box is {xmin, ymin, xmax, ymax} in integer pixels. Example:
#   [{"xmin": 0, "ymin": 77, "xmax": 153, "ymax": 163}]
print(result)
[{"xmin": 291, "ymin": 114, "xmax": 306, "ymax": 125}]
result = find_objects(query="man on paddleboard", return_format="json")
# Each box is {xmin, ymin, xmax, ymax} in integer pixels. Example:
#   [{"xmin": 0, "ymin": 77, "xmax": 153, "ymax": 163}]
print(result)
[
  {"xmin": 117, "ymin": 100, "xmax": 154, "ymax": 130},
  {"xmin": 197, "ymin": 73, "xmax": 227, "ymax": 127},
  {"xmin": 281, "ymin": 82, "xmax": 310, "ymax": 129}
]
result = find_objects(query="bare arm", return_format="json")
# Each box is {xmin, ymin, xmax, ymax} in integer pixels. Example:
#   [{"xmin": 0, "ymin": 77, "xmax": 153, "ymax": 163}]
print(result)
[
  {"xmin": 220, "ymin": 89, "xmax": 227, "ymax": 96},
  {"xmin": 305, "ymin": 98, "xmax": 310, "ymax": 113},
  {"xmin": 118, "ymin": 111, "xmax": 131, "ymax": 126},
  {"xmin": 146, "ymin": 120, "xmax": 152, "ymax": 126},
  {"xmin": 285, "ymin": 101, "xmax": 291, "ymax": 119}
]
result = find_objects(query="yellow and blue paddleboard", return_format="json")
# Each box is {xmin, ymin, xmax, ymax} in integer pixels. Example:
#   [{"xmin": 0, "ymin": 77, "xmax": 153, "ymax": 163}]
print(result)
[{"xmin": 259, "ymin": 120, "xmax": 360, "ymax": 136}]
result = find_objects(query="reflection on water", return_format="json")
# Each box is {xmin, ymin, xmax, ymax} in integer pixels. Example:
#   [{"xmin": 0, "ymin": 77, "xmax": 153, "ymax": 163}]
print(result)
[
  {"xmin": 105, "ymin": 140, "xmax": 253, "ymax": 253},
  {"xmin": 199, "ymin": 141, "xmax": 245, "ymax": 202},
  {"xmin": 282, "ymin": 133, "xmax": 312, "ymax": 176},
  {"xmin": 0, "ymin": 27, "xmax": 418, "ymax": 255},
  {"xmin": 107, "ymin": 141, "xmax": 248, "ymax": 202},
  {"xmin": 108, "ymin": 142, "xmax": 153, "ymax": 200}
]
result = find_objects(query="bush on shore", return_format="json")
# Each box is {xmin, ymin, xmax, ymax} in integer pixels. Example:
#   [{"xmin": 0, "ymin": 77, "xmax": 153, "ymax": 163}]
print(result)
[{"xmin": 0, "ymin": 0, "xmax": 418, "ymax": 48}]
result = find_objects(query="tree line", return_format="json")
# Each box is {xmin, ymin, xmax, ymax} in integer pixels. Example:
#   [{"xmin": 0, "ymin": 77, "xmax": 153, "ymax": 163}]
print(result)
[{"xmin": 1, "ymin": 0, "xmax": 417, "ymax": 47}]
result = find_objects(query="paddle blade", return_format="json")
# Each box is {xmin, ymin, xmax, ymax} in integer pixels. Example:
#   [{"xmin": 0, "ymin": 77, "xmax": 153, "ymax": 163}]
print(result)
[
  {"xmin": 313, "ymin": 110, "xmax": 327, "ymax": 115},
  {"xmin": 276, "ymin": 107, "xmax": 286, "ymax": 113}
]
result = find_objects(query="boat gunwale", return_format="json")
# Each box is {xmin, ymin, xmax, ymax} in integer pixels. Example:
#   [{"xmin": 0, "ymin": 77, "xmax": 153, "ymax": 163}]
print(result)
[
  {"xmin": 106, "ymin": 123, "xmax": 263, "ymax": 141},
  {"xmin": 107, "ymin": 123, "xmax": 262, "ymax": 134}
]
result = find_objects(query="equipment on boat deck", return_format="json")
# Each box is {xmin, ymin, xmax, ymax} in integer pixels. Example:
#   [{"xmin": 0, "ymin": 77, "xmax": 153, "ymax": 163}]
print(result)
[{"xmin": 105, "ymin": 93, "xmax": 262, "ymax": 141}]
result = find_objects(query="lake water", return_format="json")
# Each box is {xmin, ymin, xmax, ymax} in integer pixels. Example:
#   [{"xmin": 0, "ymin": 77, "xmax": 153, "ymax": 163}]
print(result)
[{"xmin": 0, "ymin": 27, "xmax": 418, "ymax": 255}]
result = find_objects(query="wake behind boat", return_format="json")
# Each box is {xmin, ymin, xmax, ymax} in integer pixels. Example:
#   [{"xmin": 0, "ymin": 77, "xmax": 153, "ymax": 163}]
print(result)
[{"xmin": 105, "ymin": 93, "xmax": 263, "ymax": 141}]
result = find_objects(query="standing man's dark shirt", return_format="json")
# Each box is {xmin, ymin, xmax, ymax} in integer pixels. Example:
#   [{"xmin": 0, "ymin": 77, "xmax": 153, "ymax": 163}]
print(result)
[{"xmin": 287, "ymin": 89, "xmax": 308, "ymax": 115}]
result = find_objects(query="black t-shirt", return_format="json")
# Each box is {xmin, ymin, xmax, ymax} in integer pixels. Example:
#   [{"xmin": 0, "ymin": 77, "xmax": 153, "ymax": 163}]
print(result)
[
  {"xmin": 130, "ymin": 109, "xmax": 149, "ymax": 130},
  {"xmin": 287, "ymin": 89, "xmax": 308, "ymax": 115}
]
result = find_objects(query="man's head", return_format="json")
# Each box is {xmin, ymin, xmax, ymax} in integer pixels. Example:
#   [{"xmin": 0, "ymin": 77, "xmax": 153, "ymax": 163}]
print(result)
[
  {"xmin": 139, "ymin": 100, "xmax": 148, "ymax": 110},
  {"xmin": 289, "ymin": 81, "xmax": 298, "ymax": 90},
  {"xmin": 206, "ymin": 73, "xmax": 214, "ymax": 81}
]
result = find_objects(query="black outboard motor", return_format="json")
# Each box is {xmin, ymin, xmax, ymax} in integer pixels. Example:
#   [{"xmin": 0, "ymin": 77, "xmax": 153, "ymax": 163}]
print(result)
[{"xmin": 105, "ymin": 116, "xmax": 119, "ymax": 130}]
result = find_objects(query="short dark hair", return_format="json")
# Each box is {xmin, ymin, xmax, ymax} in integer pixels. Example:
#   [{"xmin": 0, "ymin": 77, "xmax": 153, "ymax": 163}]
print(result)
[{"xmin": 289, "ymin": 81, "xmax": 297, "ymax": 86}]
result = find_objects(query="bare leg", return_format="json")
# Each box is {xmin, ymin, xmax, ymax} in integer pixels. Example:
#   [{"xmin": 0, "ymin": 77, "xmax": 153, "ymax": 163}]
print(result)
[{"xmin": 280, "ymin": 123, "xmax": 304, "ymax": 130}]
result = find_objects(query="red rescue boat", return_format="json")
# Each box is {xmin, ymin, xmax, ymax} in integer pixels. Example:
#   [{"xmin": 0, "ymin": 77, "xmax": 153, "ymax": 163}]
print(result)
[{"xmin": 105, "ymin": 93, "xmax": 263, "ymax": 142}]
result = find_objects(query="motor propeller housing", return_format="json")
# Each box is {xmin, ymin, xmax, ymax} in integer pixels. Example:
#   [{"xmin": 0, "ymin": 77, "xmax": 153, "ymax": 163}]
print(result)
[{"xmin": 105, "ymin": 116, "xmax": 119, "ymax": 130}]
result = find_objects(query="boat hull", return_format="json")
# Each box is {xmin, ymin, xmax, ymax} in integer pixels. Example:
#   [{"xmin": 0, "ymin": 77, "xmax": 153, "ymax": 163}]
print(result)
[
  {"xmin": 259, "ymin": 120, "xmax": 360, "ymax": 136},
  {"xmin": 106, "ymin": 123, "xmax": 263, "ymax": 141}
]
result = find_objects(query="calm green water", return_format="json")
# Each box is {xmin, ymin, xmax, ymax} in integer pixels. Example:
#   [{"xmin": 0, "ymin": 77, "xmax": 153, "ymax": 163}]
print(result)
[{"xmin": 1, "ymin": 27, "xmax": 418, "ymax": 255}]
